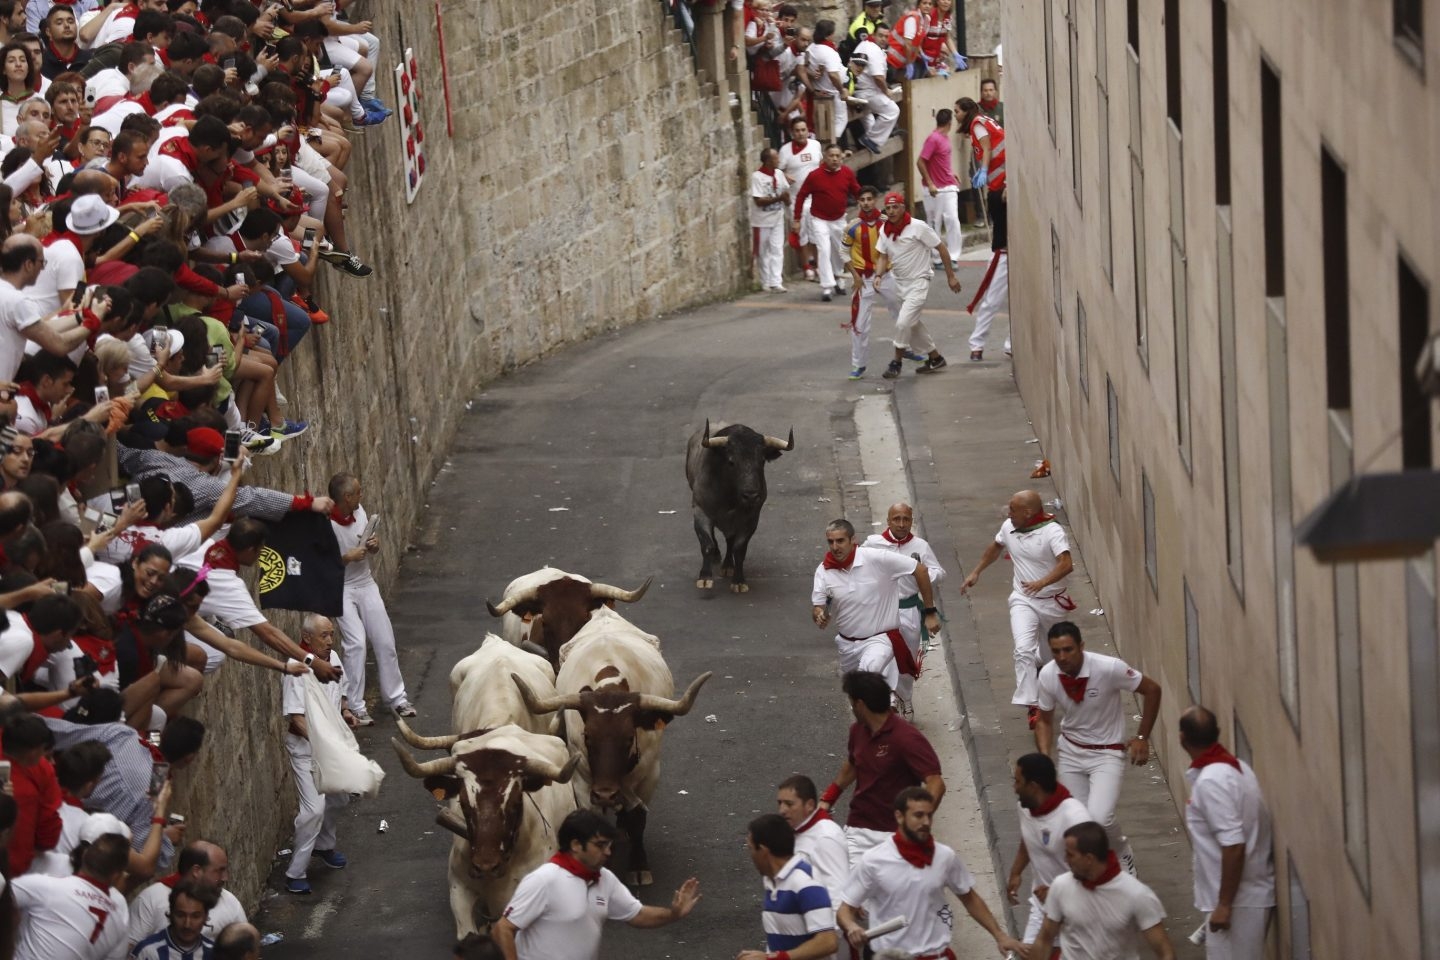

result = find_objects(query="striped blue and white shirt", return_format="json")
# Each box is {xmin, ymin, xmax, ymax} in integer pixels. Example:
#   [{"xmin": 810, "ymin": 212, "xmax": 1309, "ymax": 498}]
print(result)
[
  {"xmin": 130, "ymin": 928, "xmax": 214, "ymax": 960},
  {"xmin": 762, "ymin": 855, "xmax": 836, "ymax": 954}
]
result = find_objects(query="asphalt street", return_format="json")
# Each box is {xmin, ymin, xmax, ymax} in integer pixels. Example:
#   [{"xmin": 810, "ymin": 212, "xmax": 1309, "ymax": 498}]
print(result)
[{"xmin": 255, "ymin": 278, "xmax": 979, "ymax": 958}]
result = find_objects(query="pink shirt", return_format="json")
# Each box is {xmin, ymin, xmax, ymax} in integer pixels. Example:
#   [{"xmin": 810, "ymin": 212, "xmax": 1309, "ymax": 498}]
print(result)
[{"xmin": 918, "ymin": 129, "xmax": 959, "ymax": 189}]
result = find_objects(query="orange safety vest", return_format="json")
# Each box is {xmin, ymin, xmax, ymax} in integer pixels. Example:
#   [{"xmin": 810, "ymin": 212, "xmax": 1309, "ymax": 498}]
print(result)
[
  {"xmin": 886, "ymin": 10, "xmax": 928, "ymax": 70},
  {"xmin": 969, "ymin": 113, "xmax": 1006, "ymax": 191}
]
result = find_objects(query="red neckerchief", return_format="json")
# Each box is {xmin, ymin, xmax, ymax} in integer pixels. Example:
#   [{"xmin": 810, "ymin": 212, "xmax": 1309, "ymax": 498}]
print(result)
[
  {"xmin": 858, "ymin": 208, "xmax": 881, "ymax": 225},
  {"xmin": 159, "ymin": 872, "xmax": 181, "ymax": 888},
  {"xmin": 1189, "ymin": 743, "xmax": 1241, "ymax": 772},
  {"xmin": 819, "ymin": 39, "xmax": 836, "ymax": 48},
  {"xmin": 1079, "ymin": 851, "xmax": 1122, "ymax": 890},
  {"xmin": 882, "ymin": 528, "xmax": 913, "ymax": 546},
  {"xmin": 882, "ymin": 211, "xmax": 912, "ymax": 239},
  {"xmin": 16, "ymin": 382, "xmax": 52, "ymax": 423},
  {"xmin": 137, "ymin": 91, "xmax": 156, "ymax": 114},
  {"xmin": 789, "ymin": 138, "xmax": 810, "ymax": 155},
  {"xmin": 1028, "ymin": 783, "xmax": 1073, "ymax": 818},
  {"xmin": 1014, "ymin": 512, "xmax": 1057, "ymax": 533},
  {"xmin": 46, "ymin": 39, "xmax": 81, "ymax": 64},
  {"xmin": 204, "ymin": 539, "xmax": 240, "ymax": 571},
  {"xmin": 759, "ymin": 163, "xmax": 777, "ymax": 176},
  {"xmin": 42, "ymin": 229, "xmax": 84, "ymax": 249},
  {"xmin": 549, "ymin": 852, "xmax": 601, "ymax": 885},
  {"xmin": 794, "ymin": 808, "xmax": 833, "ymax": 834},
  {"xmin": 62, "ymin": 791, "xmax": 84, "ymax": 808},
  {"xmin": 158, "ymin": 135, "xmax": 198, "ymax": 174},
  {"xmin": 1057, "ymin": 672, "xmax": 1087, "ymax": 702},
  {"xmin": 891, "ymin": 831, "xmax": 935, "ymax": 868},
  {"xmin": 329, "ymin": 508, "xmax": 357, "ymax": 526},
  {"xmin": 137, "ymin": 731, "xmax": 164, "ymax": 763},
  {"xmin": 92, "ymin": 93, "xmax": 137, "ymax": 115},
  {"xmin": 56, "ymin": 118, "xmax": 80, "ymax": 141},
  {"xmin": 823, "ymin": 547, "xmax": 856, "ymax": 571},
  {"xmin": 980, "ymin": 96, "xmax": 1000, "ymax": 111}
]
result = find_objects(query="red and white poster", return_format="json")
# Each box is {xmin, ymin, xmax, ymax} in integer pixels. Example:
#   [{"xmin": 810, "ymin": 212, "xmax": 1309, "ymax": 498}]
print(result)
[{"xmin": 394, "ymin": 48, "xmax": 426, "ymax": 203}]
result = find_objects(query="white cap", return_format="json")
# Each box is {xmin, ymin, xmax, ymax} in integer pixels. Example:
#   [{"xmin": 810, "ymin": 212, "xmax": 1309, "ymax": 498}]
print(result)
[{"xmin": 79, "ymin": 811, "xmax": 133, "ymax": 844}]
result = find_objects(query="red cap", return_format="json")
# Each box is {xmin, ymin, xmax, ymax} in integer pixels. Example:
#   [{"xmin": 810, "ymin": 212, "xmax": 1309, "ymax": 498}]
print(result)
[
  {"xmin": 186, "ymin": 427, "xmax": 225, "ymax": 459},
  {"xmin": 883, "ymin": 191, "xmax": 906, "ymax": 205}
]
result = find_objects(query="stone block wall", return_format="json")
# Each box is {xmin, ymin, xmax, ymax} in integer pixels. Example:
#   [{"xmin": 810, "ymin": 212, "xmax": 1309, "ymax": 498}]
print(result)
[{"xmin": 170, "ymin": 0, "xmax": 748, "ymax": 909}]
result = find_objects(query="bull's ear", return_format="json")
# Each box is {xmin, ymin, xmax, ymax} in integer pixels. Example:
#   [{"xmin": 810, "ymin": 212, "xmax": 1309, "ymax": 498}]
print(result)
[
  {"xmin": 423, "ymin": 775, "xmax": 462, "ymax": 800},
  {"xmin": 635, "ymin": 711, "xmax": 673, "ymax": 731},
  {"xmin": 764, "ymin": 447, "xmax": 786, "ymax": 461},
  {"xmin": 521, "ymin": 773, "xmax": 548, "ymax": 793}
]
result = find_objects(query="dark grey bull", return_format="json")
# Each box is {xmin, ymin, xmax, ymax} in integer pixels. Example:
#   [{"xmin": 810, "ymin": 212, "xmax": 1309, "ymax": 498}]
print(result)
[{"xmin": 684, "ymin": 420, "xmax": 794, "ymax": 592}]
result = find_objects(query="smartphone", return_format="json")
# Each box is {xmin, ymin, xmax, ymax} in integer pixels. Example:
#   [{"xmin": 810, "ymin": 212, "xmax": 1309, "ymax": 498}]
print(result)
[
  {"xmin": 109, "ymin": 487, "xmax": 126, "ymax": 512},
  {"xmin": 262, "ymin": 44, "xmax": 277, "ymax": 58},
  {"xmin": 223, "ymin": 57, "xmax": 236, "ymax": 70},
  {"xmin": 235, "ymin": 272, "xmax": 247, "ymax": 287},
  {"xmin": 149, "ymin": 762, "xmax": 170, "ymax": 797},
  {"xmin": 147, "ymin": 731, "xmax": 162, "ymax": 747},
  {"xmin": 73, "ymin": 654, "xmax": 97, "ymax": 677},
  {"xmin": 94, "ymin": 385, "xmax": 110, "ymax": 404},
  {"xmin": 301, "ymin": 227, "xmax": 316, "ymax": 251},
  {"xmin": 208, "ymin": 344, "xmax": 224, "ymax": 367},
  {"xmin": 0, "ymin": 761, "xmax": 10, "ymax": 791},
  {"xmin": 50, "ymin": 580, "xmax": 69, "ymax": 595},
  {"xmin": 167, "ymin": 812, "xmax": 185, "ymax": 826},
  {"xmin": 72, "ymin": 281, "xmax": 88, "ymax": 303},
  {"xmin": 223, "ymin": 428, "xmax": 241, "ymax": 462}
]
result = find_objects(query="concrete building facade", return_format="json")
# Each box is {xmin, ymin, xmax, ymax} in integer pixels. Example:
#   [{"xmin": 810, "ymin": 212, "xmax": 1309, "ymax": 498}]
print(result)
[{"xmin": 1003, "ymin": 0, "xmax": 1438, "ymax": 956}]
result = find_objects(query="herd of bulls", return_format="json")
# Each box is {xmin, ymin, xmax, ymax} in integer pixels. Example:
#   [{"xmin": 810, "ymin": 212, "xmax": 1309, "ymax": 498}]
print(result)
[{"xmin": 391, "ymin": 422, "xmax": 794, "ymax": 937}]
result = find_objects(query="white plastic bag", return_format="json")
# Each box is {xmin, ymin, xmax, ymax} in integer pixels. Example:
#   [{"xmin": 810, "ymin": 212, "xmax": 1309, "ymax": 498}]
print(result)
[{"xmin": 302, "ymin": 673, "xmax": 385, "ymax": 798}]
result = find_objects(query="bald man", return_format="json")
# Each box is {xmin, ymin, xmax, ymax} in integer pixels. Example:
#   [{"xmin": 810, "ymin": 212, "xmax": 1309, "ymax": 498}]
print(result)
[
  {"xmin": 128, "ymin": 839, "xmax": 248, "ymax": 946},
  {"xmin": 214, "ymin": 922, "xmax": 261, "ymax": 960},
  {"xmin": 861, "ymin": 502, "xmax": 945, "ymax": 714},
  {"xmin": 960, "ymin": 490, "xmax": 1075, "ymax": 723}
]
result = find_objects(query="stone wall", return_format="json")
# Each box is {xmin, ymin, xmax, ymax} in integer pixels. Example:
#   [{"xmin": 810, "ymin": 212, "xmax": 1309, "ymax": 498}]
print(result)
[{"xmin": 173, "ymin": 0, "xmax": 748, "ymax": 909}]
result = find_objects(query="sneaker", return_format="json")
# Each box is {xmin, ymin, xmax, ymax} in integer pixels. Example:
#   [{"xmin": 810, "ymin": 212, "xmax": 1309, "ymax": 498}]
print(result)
[
  {"xmin": 1120, "ymin": 851, "xmax": 1138, "ymax": 877},
  {"xmin": 255, "ymin": 416, "xmax": 272, "ymax": 436},
  {"xmin": 804, "ymin": 267, "xmax": 818, "ymax": 282},
  {"xmin": 860, "ymin": 136, "xmax": 883, "ymax": 154},
  {"xmin": 394, "ymin": 702, "xmax": 417, "ymax": 718},
  {"xmin": 915, "ymin": 355, "xmax": 947, "ymax": 374},
  {"xmin": 240, "ymin": 426, "xmax": 275, "ymax": 452},
  {"xmin": 316, "ymin": 246, "xmax": 354, "ymax": 265},
  {"xmin": 848, "ymin": 366, "xmax": 866, "ymax": 380},
  {"xmin": 764, "ymin": 285, "xmax": 787, "ymax": 294},
  {"xmin": 970, "ymin": 350, "xmax": 984, "ymax": 361},
  {"xmin": 274, "ymin": 387, "xmax": 287, "ymax": 407},
  {"xmin": 931, "ymin": 260, "xmax": 943, "ymax": 269},
  {"xmin": 882, "ymin": 360, "xmax": 903, "ymax": 379},
  {"xmin": 314, "ymin": 849, "xmax": 348, "ymax": 869},
  {"xmin": 270, "ymin": 418, "xmax": 310, "ymax": 439},
  {"xmin": 286, "ymin": 877, "xmax": 312, "ymax": 895},
  {"xmin": 822, "ymin": 290, "xmax": 833, "ymax": 302},
  {"xmin": 326, "ymin": 251, "xmax": 371, "ymax": 277},
  {"xmin": 355, "ymin": 105, "xmax": 390, "ymax": 126},
  {"xmin": 834, "ymin": 281, "xmax": 847, "ymax": 295},
  {"xmin": 901, "ymin": 349, "xmax": 928, "ymax": 362},
  {"xmin": 359, "ymin": 96, "xmax": 392, "ymax": 116},
  {"xmin": 291, "ymin": 294, "xmax": 329, "ymax": 325}
]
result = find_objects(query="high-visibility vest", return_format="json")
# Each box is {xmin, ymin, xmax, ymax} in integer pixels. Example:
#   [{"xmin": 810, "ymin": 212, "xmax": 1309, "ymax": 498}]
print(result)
[
  {"xmin": 969, "ymin": 113, "xmax": 1006, "ymax": 191},
  {"xmin": 886, "ymin": 10, "xmax": 927, "ymax": 70}
]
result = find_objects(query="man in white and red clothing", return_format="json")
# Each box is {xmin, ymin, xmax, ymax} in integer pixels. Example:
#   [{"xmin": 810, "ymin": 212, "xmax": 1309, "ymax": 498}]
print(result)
[
  {"xmin": 127, "ymin": 839, "xmax": 248, "ymax": 946},
  {"xmin": 792, "ymin": 143, "xmax": 860, "ymax": 302},
  {"xmin": 27, "ymin": 193, "xmax": 119, "ymax": 316},
  {"xmin": 777, "ymin": 773, "xmax": 848, "ymax": 908},
  {"xmin": 873, "ymin": 191, "xmax": 962, "ymax": 378},
  {"xmin": 861, "ymin": 501, "xmax": 944, "ymax": 714},
  {"xmin": 777, "ymin": 115, "xmax": 824, "ymax": 282},
  {"xmin": 1007, "ymin": 751, "xmax": 1094, "ymax": 946}
]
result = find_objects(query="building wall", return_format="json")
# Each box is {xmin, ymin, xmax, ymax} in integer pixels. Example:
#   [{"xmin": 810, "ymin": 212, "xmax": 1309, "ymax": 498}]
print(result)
[
  {"xmin": 174, "ymin": 0, "xmax": 748, "ymax": 908},
  {"xmin": 1004, "ymin": 0, "xmax": 1438, "ymax": 955}
]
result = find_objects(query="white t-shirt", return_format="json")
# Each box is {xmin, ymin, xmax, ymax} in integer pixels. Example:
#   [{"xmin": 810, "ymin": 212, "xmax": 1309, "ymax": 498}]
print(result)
[
  {"xmin": 25, "ymin": 236, "xmax": 85, "ymax": 317},
  {"xmin": 29, "ymin": 802, "xmax": 89, "ymax": 877},
  {"xmin": 811, "ymin": 547, "xmax": 917, "ymax": 639},
  {"xmin": 1018, "ymin": 796, "xmax": 1093, "ymax": 889},
  {"xmin": 96, "ymin": 523, "xmax": 204, "ymax": 566},
  {"xmin": 994, "ymin": 518, "xmax": 1072, "ymax": 598},
  {"xmin": 282, "ymin": 650, "xmax": 343, "ymax": 758},
  {"xmin": 128, "ymin": 880, "xmax": 247, "ymax": 945},
  {"xmin": 806, "ymin": 42, "xmax": 844, "ymax": 97},
  {"xmin": 131, "ymin": 145, "xmax": 192, "ymax": 194},
  {"xmin": 875, "ymin": 219, "xmax": 942, "ymax": 281},
  {"xmin": 91, "ymin": 6, "xmax": 138, "ymax": 46},
  {"xmin": 793, "ymin": 811, "xmax": 849, "ymax": 909},
  {"xmin": 93, "ymin": 331, "xmax": 156, "ymax": 382},
  {"xmin": 1185, "ymin": 760, "xmax": 1276, "ymax": 911},
  {"xmin": 851, "ymin": 39, "xmax": 889, "ymax": 95},
  {"xmin": 840, "ymin": 837, "xmax": 974, "ymax": 955},
  {"xmin": 330, "ymin": 505, "xmax": 378, "ymax": 589},
  {"xmin": 1036, "ymin": 653, "xmax": 1143, "ymax": 746},
  {"xmin": 90, "ymin": 101, "xmax": 146, "ymax": 138},
  {"xmin": 777, "ymin": 137, "xmax": 823, "ymax": 196},
  {"xmin": 750, "ymin": 168, "xmax": 790, "ymax": 229},
  {"xmin": 201, "ymin": 229, "xmax": 297, "ymax": 270},
  {"xmin": 769, "ymin": 46, "xmax": 799, "ymax": 108},
  {"xmin": 860, "ymin": 532, "xmax": 944, "ymax": 598},
  {"xmin": 13, "ymin": 393, "xmax": 48, "ymax": 435},
  {"xmin": 1042, "ymin": 871, "xmax": 1167, "ymax": 960},
  {"xmin": 87, "ymin": 562, "xmax": 124, "ymax": 614},
  {"xmin": 0, "ymin": 614, "xmax": 35, "ymax": 679},
  {"xmin": 11, "ymin": 872, "xmax": 130, "ymax": 960},
  {"xmin": 502, "ymin": 863, "xmax": 643, "ymax": 960},
  {"xmin": 0, "ymin": 276, "xmax": 41, "ymax": 381},
  {"xmin": 177, "ymin": 543, "xmax": 267, "ymax": 632}
]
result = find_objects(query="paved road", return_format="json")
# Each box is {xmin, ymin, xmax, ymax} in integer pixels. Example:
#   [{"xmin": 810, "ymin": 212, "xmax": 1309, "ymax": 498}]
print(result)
[{"xmin": 256, "ymin": 281, "xmax": 979, "ymax": 957}]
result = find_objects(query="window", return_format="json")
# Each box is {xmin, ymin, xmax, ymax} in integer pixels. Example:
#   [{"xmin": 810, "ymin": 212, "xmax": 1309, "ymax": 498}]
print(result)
[
  {"xmin": 1108, "ymin": 377, "xmax": 1121, "ymax": 487},
  {"xmin": 1408, "ymin": 554, "xmax": 1440, "ymax": 960},
  {"xmin": 1052, "ymin": 223, "xmax": 1063, "ymax": 320},
  {"xmin": 1132, "ymin": 159, "xmax": 1148, "ymax": 365},
  {"xmin": 1184, "ymin": 579, "xmax": 1200, "ymax": 702},
  {"xmin": 1395, "ymin": 0, "xmax": 1423, "ymax": 68},
  {"xmin": 1212, "ymin": 0, "xmax": 1231, "ymax": 204},
  {"xmin": 1288, "ymin": 856, "xmax": 1312, "ymax": 959},
  {"xmin": 1233, "ymin": 712, "xmax": 1251, "ymax": 764},
  {"xmin": 1336, "ymin": 558, "xmax": 1367, "ymax": 888},
  {"xmin": 1261, "ymin": 59, "xmax": 1285, "ymax": 297},
  {"xmin": 1268, "ymin": 301, "xmax": 1299, "ymax": 727},
  {"xmin": 1399, "ymin": 256, "xmax": 1433, "ymax": 469},
  {"xmin": 1096, "ymin": 0, "xmax": 1108, "ymax": 86},
  {"xmin": 1127, "ymin": 0, "xmax": 1139, "ymax": 53},
  {"xmin": 1077, "ymin": 295, "xmax": 1089, "ymax": 397},
  {"xmin": 1321, "ymin": 148, "xmax": 1351, "ymax": 412},
  {"xmin": 1097, "ymin": 0, "xmax": 1113, "ymax": 281},
  {"xmin": 1069, "ymin": 0, "xmax": 1082, "ymax": 201},
  {"xmin": 1169, "ymin": 125, "xmax": 1190, "ymax": 467},
  {"xmin": 1217, "ymin": 210, "xmax": 1243, "ymax": 594},
  {"xmin": 1164, "ymin": 0, "xmax": 1181, "ymax": 127},
  {"xmin": 1143, "ymin": 472, "xmax": 1158, "ymax": 593},
  {"xmin": 1045, "ymin": 0, "xmax": 1057, "ymax": 141}
]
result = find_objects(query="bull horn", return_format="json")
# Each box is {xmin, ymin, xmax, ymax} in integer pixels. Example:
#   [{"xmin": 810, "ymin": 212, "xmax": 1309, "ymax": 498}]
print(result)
[
  {"xmin": 590, "ymin": 576, "xmax": 653, "ymax": 604},
  {"xmin": 524, "ymin": 751, "xmax": 582, "ymax": 785},
  {"xmin": 394, "ymin": 716, "xmax": 461, "ymax": 750},
  {"xmin": 390, "ymin": 739, "xmax": 458, "ymax": 779},
  {"xmin": 762, "ymin": 428, "xmax": 795, "ymax": 451},
  {"xmin": 435, "ymin": 808, "xmax": 470, "ymax": 840},
  {"xmin": 512, "ymin": 673, "xmax": 581, "ymax": 716},
  {"xmin": 636, "ymin": 671, "xmax": 714, "ymax": 716},
  {"xmin": 701, "ymin": 419, "xmax": 728, "ymax": 448}
]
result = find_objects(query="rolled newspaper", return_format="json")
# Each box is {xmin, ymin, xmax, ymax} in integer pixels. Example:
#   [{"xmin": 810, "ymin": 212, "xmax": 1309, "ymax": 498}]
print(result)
[{"xmin": 863, "ymin": 916, "xmax": 908, "ymax": 939}]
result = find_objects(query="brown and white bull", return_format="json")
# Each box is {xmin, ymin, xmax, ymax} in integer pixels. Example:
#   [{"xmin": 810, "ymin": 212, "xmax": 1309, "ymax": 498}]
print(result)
[
  {"xmin": 485, "ymin": 567, "xmax": 653, "ymax": 667},
  {"xmin": 512, "ymin": 607, "xmax": 711, "ymax": 885},
  {"xmin": 392, "ymin": 723, "xmax": 579, "ymax": 938},
  {"xmin": 448, "ymin": 634, "xmax": 559, "ymax": 737}
]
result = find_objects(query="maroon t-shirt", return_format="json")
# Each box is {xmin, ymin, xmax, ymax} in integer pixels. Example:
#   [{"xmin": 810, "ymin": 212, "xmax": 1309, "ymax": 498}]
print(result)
[{"xmin": 845, "ymin": 712, "xmax": 942, "ymax": 831}]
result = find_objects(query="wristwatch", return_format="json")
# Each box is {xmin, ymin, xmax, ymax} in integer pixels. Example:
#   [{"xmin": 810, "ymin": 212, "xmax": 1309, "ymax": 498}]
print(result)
[
  {"xmin": 923, "ymin": 606, "xmax": 938, "ymax": 615},
  {"xmin": 303, "ymin": 653, "xmax": 315, "ymax": 666}
]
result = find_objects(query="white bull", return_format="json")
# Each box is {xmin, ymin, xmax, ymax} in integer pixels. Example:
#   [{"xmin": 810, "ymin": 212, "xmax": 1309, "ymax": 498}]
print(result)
[{"xmin": 449, "ymin": 634, "xmax": 558, "ymax": 736}]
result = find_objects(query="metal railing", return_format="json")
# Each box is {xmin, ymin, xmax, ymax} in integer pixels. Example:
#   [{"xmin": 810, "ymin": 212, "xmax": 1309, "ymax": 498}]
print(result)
[{"xmin": 661, "ymin": 0, "xmax": 698, "ymax": 62}]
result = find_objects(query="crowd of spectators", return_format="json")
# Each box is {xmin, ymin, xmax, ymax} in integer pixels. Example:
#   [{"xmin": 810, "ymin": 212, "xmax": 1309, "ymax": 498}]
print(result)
[{"xmin": 0, "ymin": 0, "xmax": 404, "ymax": 955}]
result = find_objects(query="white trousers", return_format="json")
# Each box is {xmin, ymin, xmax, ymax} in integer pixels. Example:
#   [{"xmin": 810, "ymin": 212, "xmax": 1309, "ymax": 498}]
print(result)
[
  {"xmin": 1057, "ymin": 736, "xmax": 1136, "ymax": 868},
  {"xmin": 1203, "ymin": 905, "xmax": 1271, "ymax": 960},
  {"xmin": 833, "ymin": 633, "xmax": 898, "ymax": 691},
  {"xmin": 813, "ymin": 217, "xmax": 847, "ymax": 293},
  {"xmin": 862, "ymin": 92, "xmax": 899, "ymax": 143},
  {"xmin": 894, "ymin": 605, "xmax": 924, "ymax": 704},
  {"xmin": 849, "ymin": 272, "xmax": 900, "ymax": 368},
  {"xmin": 969, "ymin": 250, "xmax": 1011, "ymax": 353},
  {"xmin": 891, "ymin": 275, "xmax": 936, "ymax": 354},
  {"xmin": 286, "ymin": 749, "xmax": 349, "ymax": 879},
  {"xmin": 1023, "ymin": 893, "xmax": 1046, "ymax": 942},
  {"xmin": 324, "ymin": 34, "xmax": 380, "ymax": 99},
  {"xmin": 921, "ymin": 188, "xmax": 961, "ymax": 261},
  {"xmin": 1007, "ymin": 590, "xmax": 1074, "ymax": 705},
  {"xmin": 754, "ymin": 224, "xmax": 784, "ymax": 288},
  {"xmin": 291, "ymin": 164, "xmax": 329, "ymax": 227},
  {"xmin": 844, "ymin": 825, "xmax": 891, "ymax": 869},
  {"xmin": 337, "ymin": 580, "xmax": 409, "ymax": 713}
]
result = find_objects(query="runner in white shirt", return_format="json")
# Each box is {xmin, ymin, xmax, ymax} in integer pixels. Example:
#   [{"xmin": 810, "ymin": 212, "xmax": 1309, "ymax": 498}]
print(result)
[
  {"xmin": 492, "ymin": 809, "xmax": 701, "ymax": 960},
  {"xmin": 777, "ymin": 118, "xmax": 825, "ymax": 282},
  {"xmin": 811, "ymin": 518, "xmax": 941, "ymax": 693},
  {"xmin": 777, "ymin": 775, "xmax": 849, "ymax": 909},
  {"xmin": 12, "ymin": 827, "xmax": 132, "ymax": 960},
  {"xmin": 1007, "ymin": 752, "xmax": 1095, "ymax": 943},
  {"xmin": 1032, "ymin": 821, "xmax": 1176, "ymax": 960},
  {"xmin": 1178, "ymin": 706, "xmax": 1274, "ymax": 960},
  {"xmin": 750, "ymin": 148, "xmax": 790, "ymax": 294},
  {"xmin": 1034, "ymin": 622, "xmax": 1161, "ymax": 877},
  {"xmin": 837, "ymin": 787, "xmax": 1024, "ymax": 959},
  {"xmin": 960, "ymin": 487, "xmax": 1077, "ymax": 715},
  {"xmin": 873, "ymin": 191, "xmax": 962, "ymax": 378},
  {"xmin": 861, "ymin": 501, "xmax": 944, "ymax": 713}
]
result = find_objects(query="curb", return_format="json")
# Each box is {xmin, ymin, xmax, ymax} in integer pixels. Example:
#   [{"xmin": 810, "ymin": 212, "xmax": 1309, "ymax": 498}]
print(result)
[{"xmin": 889, "ymin": 380, "xmax": 1025, "ymax": 935}]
